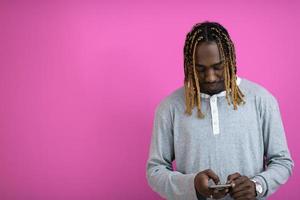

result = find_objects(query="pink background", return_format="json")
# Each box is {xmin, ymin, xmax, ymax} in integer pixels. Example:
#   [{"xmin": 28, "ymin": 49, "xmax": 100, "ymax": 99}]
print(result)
[{"xmin": 0, "ymin": 1, "xmax": 299, "ymax": 199}]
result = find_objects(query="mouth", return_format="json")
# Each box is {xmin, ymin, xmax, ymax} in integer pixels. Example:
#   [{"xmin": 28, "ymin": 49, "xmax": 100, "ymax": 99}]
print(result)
[
  {"xmin": 200, "ymin": 81, "xmax": 225, "ymax": 91},
  {"xmin": 203, "ymin": 81, "xmax": 222, "ymax": 86}
]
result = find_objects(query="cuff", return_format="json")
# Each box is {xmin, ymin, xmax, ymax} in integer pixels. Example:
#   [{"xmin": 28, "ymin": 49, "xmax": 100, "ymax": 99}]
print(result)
[{"xmin": 251, "ymin": 175, "xmax": 268, "ymax": 198}]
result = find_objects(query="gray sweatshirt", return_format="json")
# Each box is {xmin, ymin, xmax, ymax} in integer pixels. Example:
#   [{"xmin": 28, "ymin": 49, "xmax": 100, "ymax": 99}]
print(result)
[{"xmin": 146, "ymin": 77, "xmax": 294, "ymax": 200}]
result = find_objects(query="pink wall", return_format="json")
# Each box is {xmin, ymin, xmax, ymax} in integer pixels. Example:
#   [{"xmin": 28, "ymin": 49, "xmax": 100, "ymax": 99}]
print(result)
[{"xmin": 0, "ymin": 1, "xmax": 299, "ymax": 199}]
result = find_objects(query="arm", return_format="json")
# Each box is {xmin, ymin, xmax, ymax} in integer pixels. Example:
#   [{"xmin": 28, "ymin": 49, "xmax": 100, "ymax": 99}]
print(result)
[
  {"xmin": 251, "ymin": 95, "xmax": 294, "ymax": 198},
  {"xmin": 146, "ymin": 105, "xmax": 198, "ymax": 200}
]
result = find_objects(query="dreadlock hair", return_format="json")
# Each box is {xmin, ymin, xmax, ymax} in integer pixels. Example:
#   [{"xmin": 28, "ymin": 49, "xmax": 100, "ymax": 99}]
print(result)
[{"xmin": 183, "ymin": 21, "xmax": 245, "ymax": 119}]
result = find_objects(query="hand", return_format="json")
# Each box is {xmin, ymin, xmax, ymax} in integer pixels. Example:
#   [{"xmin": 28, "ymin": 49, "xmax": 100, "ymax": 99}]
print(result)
[
  {"xmin": 194, "ymin": 169, "xmax": 229, "ymax": 199},
  {"xmin": 226, "ymin": 173, "xmax": 256, "ymax": 200}
]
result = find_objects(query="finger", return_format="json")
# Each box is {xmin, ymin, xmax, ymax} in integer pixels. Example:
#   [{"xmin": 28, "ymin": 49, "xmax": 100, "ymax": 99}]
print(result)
[
  {"xmin": 227, "ymin": 172, "xmax": 241, "ymax": 184},
  {"xmin": 205, "ymin": 169, "xmax": 220, "ymax": 184},
  {"xmin": 229, "ymin": 175, "xmax": 247, "ymax": 193},
  {"xmin": 232, "ymin": 176, "xmax": 248, "ymax": 187},
  {"xmin": 231, "ymin": 181, "xmax": 250, "ymax": 195},
  {"xmin": 212, "ymin": 189, "xmax": 229, "ymax": 199},
  {"xmin": 199, "ymin": 185, "xmax": 212, "ymax": 198},
  {"xmin": 229, "ymin": 178, "xmax": 248, "ymax": 196},
  {"xmin": 232, "ymin": 189, "xmax": 252, "ymax": 200},
  {"xmin": 216, "ymin": 188, "xmax": 229, "ymax": 195}
]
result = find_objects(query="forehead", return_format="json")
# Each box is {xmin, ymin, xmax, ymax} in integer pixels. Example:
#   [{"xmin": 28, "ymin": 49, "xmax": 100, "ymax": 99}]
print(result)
[{"xmin": 195, "ymin": 42, "xmax": 220, "ymax": 63}]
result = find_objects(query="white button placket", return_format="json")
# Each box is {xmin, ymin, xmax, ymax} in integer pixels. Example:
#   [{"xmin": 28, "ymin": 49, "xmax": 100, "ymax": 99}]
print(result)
[{"xmin": 210, "ymin": 95, "xmax": 220, "ymax": 135}]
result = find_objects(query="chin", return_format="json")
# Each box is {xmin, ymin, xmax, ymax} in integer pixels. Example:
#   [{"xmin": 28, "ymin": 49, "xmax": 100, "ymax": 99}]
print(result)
[{"xmin": 201, "ymin": 88, "xmax": 224, "ymax": 95}]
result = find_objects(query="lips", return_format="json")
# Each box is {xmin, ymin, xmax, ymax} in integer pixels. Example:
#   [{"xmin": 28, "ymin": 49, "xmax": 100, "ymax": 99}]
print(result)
[
  {"xmin": 203, "ymin": 82, "xmax": 221, "ymax": 86},
  {"xmin": 201, "ymin": 82, "xmax": 223, "ymax": 90},
  {"xmin": 206, "ymin": 82, "xmax": 219, "ymax": 85},
  {"xmin": 200, "ymin": 80, "xmax": 225, "ymax": 94}
]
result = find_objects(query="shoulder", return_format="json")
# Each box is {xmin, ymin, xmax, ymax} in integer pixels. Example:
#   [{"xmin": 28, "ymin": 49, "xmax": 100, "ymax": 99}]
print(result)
[
  {"xmin": 154, "ymin": 86, "xmax": 185, "ymax": 120},
  {"xmin": 239, "ymin": 77, "xmax": 279, "ymax": 108}
]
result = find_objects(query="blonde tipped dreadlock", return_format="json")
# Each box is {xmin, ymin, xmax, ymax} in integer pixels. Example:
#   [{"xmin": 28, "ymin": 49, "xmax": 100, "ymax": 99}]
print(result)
[{"xmin": 183, "ymin": 21, "xmax": 245, "ymax": 118}]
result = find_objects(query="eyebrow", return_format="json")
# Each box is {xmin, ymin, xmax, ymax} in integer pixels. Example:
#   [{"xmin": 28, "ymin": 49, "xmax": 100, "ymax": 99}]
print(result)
[{"xmin": 195, "ymin": 60, "xmax": 224, "ymax": 68}]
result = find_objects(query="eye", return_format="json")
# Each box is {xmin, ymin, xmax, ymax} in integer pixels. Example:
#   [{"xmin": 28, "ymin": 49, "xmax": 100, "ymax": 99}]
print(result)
[
  {"xmin": 197, "ymin": 67, "xmax": 205, "ymax": 72},
  {"xmin": 214, "ymin": 65, "xmax": 224, "ymax": 70}
]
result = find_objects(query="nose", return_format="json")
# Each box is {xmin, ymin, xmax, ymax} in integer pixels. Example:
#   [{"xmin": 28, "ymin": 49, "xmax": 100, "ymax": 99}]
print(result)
[{"xmin": 204, "ymin": 68, "xmax": 217, "ymax": 83}]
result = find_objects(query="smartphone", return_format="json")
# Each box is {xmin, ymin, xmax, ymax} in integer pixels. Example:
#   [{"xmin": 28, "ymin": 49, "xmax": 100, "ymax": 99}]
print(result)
[{"xmin": 208, "ymin": 184, "xmax": 232, "ymax": 190}]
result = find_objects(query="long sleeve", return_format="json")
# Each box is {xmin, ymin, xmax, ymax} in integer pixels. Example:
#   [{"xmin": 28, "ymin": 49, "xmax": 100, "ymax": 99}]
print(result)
[
  {"xmin": 252, "ymin": 95, "xmax": 294, "ymax": 199},
  {"xmin": 146, "ymin": 104, "xmax": 199, "ymax": 200}
]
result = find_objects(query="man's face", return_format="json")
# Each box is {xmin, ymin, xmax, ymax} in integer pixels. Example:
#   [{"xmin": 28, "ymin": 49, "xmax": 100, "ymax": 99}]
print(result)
[{"xmin": 194, "ymin": 41, "xmax": 226, "ymax": 95}]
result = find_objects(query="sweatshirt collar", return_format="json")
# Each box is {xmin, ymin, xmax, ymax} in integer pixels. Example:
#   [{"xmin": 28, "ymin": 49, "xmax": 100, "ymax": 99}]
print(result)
[{"xmin": 200, "ymin": 76, "xmax": 242, "ymax": 98}]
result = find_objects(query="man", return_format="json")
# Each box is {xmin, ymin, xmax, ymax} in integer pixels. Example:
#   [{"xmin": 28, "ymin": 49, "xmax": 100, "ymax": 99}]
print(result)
[{"xmin": 145, "ymin": 21, "xmax": 294, "ymax": 200}]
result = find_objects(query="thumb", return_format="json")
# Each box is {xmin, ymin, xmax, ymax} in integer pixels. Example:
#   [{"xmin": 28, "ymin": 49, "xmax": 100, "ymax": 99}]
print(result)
[
  {"xmin": 205, "ymin": 169, "xmax": 220, "ymax": 184},
  {"xmin": 227, "ymin": 172, "xmax": 241, "ymax": 184}
]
